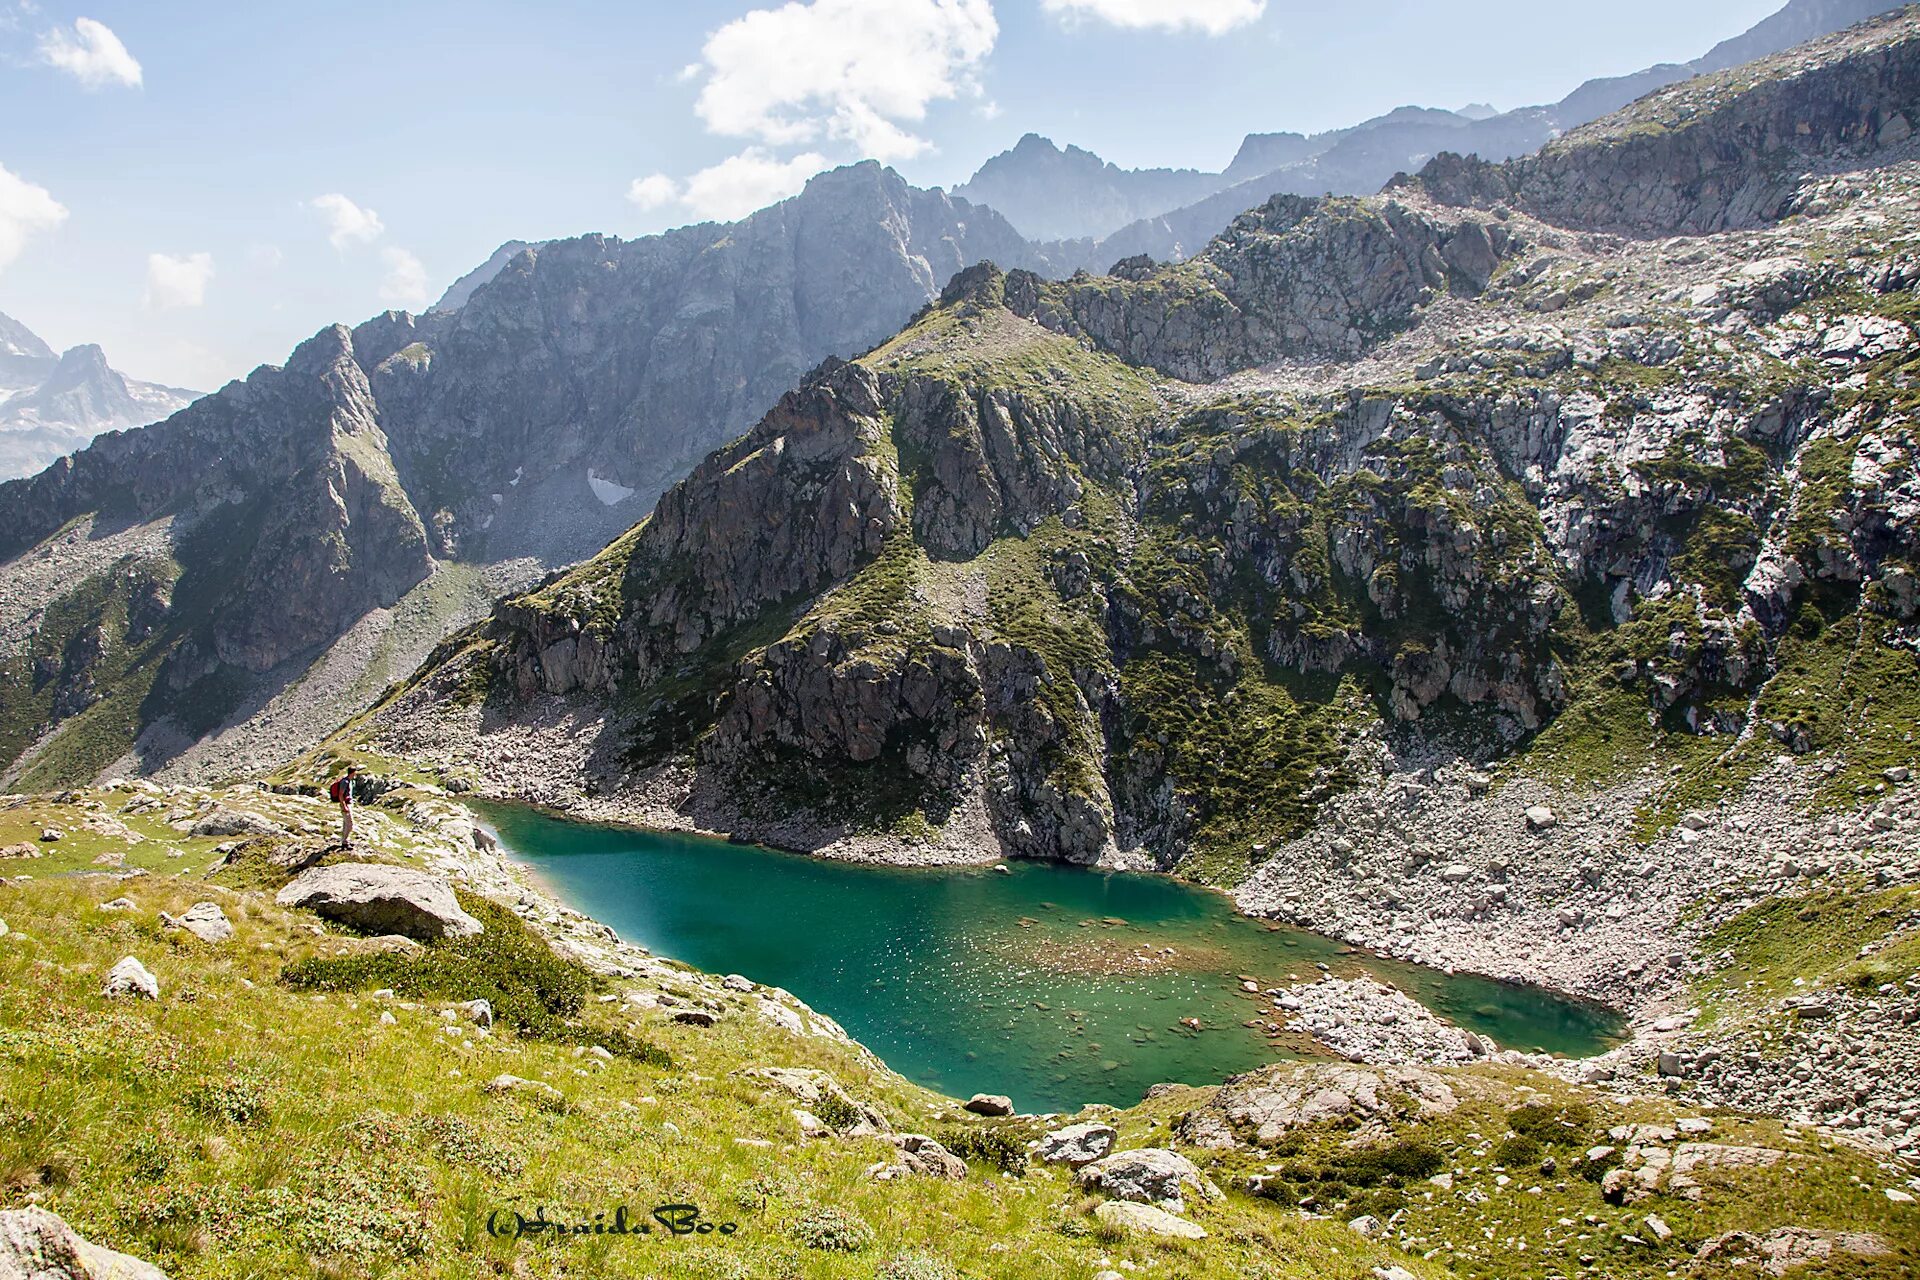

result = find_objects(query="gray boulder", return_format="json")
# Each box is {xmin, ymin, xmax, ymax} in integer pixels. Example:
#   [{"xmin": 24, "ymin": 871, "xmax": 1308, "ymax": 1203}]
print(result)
[
  {"xmin": 161, "ymin": 901, "xmax": 233, "ymax": 944},
  {"xmin": 274, "ymin": 863, "xmax": 482, "ymax": 941},
  {"xmin": 0, "ymin": 1206, "xmax": 170, "ymax": 1279},
  {"xmin": 101, "ymin": 956, "xmax": 157, "ymax": 1000},
  {"xmin": 1076, "ymin": 1148, "xmax": 1220, "ymax": 1212},
  {"xmin": 741, "ymin": 1066, "xmax": 890, "ymax": 1135},
  {"xmin": 964, "ymin": 1093, "xmax": 1014, "ymax": 1117},
  {"xmin": 1035, "ymin": 1121, "xmax": 1117, "ymax": 1167},
  {"xmin": 886, "ymin": 1133, "xmax": 967, "ymax": 1180},
  {"xmin": 1175, "ymin": 1063, "xmax": 1460, "ymax": 1149},
  {"xmin": 188, "ymin": 809, "xmax": 286, "ymax": 839},
  {"xmin": 1092, "ymin": 1200, "xmax": 1207, "ymax": 1240}
]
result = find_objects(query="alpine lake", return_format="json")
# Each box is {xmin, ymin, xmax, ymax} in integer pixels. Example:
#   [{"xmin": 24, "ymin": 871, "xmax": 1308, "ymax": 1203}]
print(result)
[{"xmin": 474, "ymin": 803, "xmax": 1625, "ymax": 1115}]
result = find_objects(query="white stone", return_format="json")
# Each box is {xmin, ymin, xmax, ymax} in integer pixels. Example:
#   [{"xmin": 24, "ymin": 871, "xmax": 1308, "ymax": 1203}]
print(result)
[
  {"xmin": 102, "ymin": 956, "xmax": 158, "ymax": 1000},
  {"xmin": 1092, "ymin": 1201, "xmax": 1206, "ymax": 1240}
]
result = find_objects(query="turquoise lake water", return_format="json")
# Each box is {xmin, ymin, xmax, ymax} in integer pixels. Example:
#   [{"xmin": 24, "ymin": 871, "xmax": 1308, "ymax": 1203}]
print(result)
[{"xmin": 475, "ymin": 803, "xmax": 1623, "ymax": 1114}]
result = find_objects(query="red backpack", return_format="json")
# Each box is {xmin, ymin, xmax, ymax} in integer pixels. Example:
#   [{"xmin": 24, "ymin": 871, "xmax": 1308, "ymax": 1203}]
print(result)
[{"xmin": 328, "ymin": 777, "xmax": 351, "ymax": 803}]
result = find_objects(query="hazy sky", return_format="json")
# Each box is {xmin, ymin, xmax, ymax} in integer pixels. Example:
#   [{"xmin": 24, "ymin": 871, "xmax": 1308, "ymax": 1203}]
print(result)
[{"xmin": 0, "ymin": 0, "xmax": 1785, "ymax": 391}]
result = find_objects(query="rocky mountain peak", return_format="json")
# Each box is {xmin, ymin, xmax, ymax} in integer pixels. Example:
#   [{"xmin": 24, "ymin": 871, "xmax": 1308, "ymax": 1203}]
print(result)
[
  {"xmin": 1413, "ymin": 5, "xmax": 1920, "ymax": 235},
  {"xmin": 0, "ymin": 310, "xmax": 55, "ymax": 362}
]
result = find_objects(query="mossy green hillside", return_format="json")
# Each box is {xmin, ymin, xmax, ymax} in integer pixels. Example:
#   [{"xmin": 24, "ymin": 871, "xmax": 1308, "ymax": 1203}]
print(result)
[{"xmin": 1694, "ymin": 884, "xmax": 1920, "ymax": 1026}]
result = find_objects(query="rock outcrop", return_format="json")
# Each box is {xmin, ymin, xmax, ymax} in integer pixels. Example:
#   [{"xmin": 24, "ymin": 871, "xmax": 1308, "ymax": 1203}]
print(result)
[
  {"xmin": 0, "ymin": 165, "xmax": 1046, "ymax": 791},
  {"xmin": 1075, "ymin": 1148, "xmax": 1221, "ymax": 1212},
  {"xmin": 275, "ymin": 863, "xmax": 483, "ymax": 941},
  {"xmin": 1416, "ymin": 9, "xmax": 1920, "ymax": 235},
  {"xmin": 0, "ymin": 1207, "xmax": 169, "ymax": 1280}
]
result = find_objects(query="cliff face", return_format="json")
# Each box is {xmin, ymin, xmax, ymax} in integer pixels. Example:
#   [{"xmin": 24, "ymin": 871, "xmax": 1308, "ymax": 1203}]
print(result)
[
  {"xmin": 0, "ymin": 164, "xmax": 1048, "ymax": 788},
  {"xmin": 1415, "ymin": 9, "xmax": 1920, "ymax": 235},
  {"xmin": 360, "ymin": 11, "xmax": 1920, "ymax": 878}
]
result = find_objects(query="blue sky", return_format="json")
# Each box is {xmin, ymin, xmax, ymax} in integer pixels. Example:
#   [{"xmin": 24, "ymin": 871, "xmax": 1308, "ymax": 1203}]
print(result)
[{"xmin": 0, "ymin": 0, "xmax": 1783, "ymax": 391}]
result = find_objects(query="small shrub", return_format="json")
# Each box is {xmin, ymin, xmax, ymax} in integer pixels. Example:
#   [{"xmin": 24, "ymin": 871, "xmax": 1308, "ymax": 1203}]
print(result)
[
  {"xmin": 809, "ymin": 1090, "xmax": 863, "ymax": 1134},
  {"xmin": 279, "ymin": 894, "xmax": 671, "ymax": 1064},
  {"xmin": 789, "ymin": 1206, "xmax": 873, "ymax": 1253},
  {"xmin": 185, "ymin": 1072, "xmax": 268, "ymax": 1125},
  {"xmin": 733, "ymin": 1176, "xmax": 779, "ymax": 1214},
  {"xmin": 1507, "ymin": 1101, "xmax": 1594, "ymax": 1145},
  {"xmin": 1493, "ymin": 1134, "xmax": 1541, "ymax": 1167},
  {"xmin": 415, "ymin": 1114, "xmax": 522, "ymax": 1177},
  {"xmin": 121, "ymin": 1131, "xmax": 173, "ymax": 1181},
  {"xmin": 1331, "ymin": 1139, "xmax": 1443, "ymax": 1185},
  {"xmin": 1578, "ymin": 1147, "xmax": 1624, "ymax": 1182},
  {"xmin": 937, "ymin": 1124, "xmax": 1030, "ymax": 1175},
  {"xmin": 877, "ymin": 1251, "xmax": 959, "ymax": 1280}
]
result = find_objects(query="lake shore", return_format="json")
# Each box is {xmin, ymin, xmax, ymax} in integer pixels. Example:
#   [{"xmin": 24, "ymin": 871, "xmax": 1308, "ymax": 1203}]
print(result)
[{"xmin": 360, "ymin": 689, "xmax": 1920, "ymax": 1150}]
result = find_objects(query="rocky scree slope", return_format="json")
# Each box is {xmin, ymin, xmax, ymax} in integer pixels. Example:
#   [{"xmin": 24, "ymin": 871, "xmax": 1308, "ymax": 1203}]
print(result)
[
  {"xmin": 0, "ymin": 164, "xmax": 1048, "ymax": 792},
  {"xmin": 353, "ymin": 12, "xmax": 1920, "ymax": 923}
]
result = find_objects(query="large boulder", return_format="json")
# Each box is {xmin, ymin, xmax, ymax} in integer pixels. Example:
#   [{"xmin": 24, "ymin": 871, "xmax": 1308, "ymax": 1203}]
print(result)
[
  {"xmin": 1092, "ymin": 1201, "xmax": 1207, "ymax": 1240},
  {"xmin": 1175, "ymin": 1063, "xmax": 1459, "ymax": 1149},
  {"xmin": 0, "ymin": 1206, "xmax": 170, "ymax": 1279},
  {"xmin": 274, "ymin": 863, "xmax": 482, "ymax": 941},
  {"xmin": 1034, "ymin": 1121, "xmax": 1117, "ymax": 1167},
  {"xmin": 1076, "ymin": 1148, "xmax": 1220, "ymax": 1212},
  {"xmin": 878, "ymin": 1134, "xmax": 967, "ymax": 1180},
  {"xmin": 188, "ymin": 808, "xmax": 286, "ymax": 839},
  {"xmin": 1696, "ymin": 1226, "xmax": 1890, "ymax": 1275}
]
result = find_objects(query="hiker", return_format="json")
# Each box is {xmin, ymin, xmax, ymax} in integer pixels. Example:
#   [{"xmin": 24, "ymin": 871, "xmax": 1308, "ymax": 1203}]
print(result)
[{"xmin": 329, "ymin": 764, "xmax": 360, "ymax": 847}]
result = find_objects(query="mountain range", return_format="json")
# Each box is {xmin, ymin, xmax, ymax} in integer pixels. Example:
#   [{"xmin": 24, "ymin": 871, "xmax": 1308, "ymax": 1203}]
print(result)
[
  {"xmin": 0, "ymin": 312, "xmax": 198, "ymax": 482},
  {"xmin": 0, "ymin": 165, "xmax": 1043, "ymax": 788},
  {"xmin": 961, "ymin": 0, "xmax": 1913, "ymax": 269},
  {"xmin": 351, "ymin": 7, "xmax": 1920, "ymax": 900},
  {"xmin": 0, "ymin": 0, "xmax": 1912, "ymax": 801}
]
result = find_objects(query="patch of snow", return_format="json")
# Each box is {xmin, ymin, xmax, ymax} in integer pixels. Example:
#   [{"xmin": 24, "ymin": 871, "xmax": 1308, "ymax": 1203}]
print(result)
[{"xmin": 586, "ymin": 469, "xmax": 635, "ymax": 507}]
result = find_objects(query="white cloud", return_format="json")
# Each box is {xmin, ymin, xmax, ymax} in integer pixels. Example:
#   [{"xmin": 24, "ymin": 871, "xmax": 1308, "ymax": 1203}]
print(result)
[
  {"xmin": 309, "ymin": 192, "xmax": 384, "ymax": 251},
  {"xmin": 0, "ymin": 162, "xmax": 67, "ymax": 271},
  {"xmin": 1041, "ymin": 0, "xmax": 1264, "ymax": 35},
  {"xmin": 690, "ymin": 0, "xmax": 996, "ymax": 162},
  {"xmin": 38, "ymin": 16, "xmax": 142, "ymax": 89},
  {"xmin": 626, "ymin": 174, "xmax": 681, "ymax": 211},
  {"xmin": 378, "ymin": 246, "xmax": 430, "ymax": 309},
  {"xmin": 246, "ymin": 243, "xmax": 284, "ymax": 270},
  {"xmin": 145, "ymin": 251, "xmax": 213, "ymax": 309},
  {"xmin": 679, "ymin": 148, "xmax": 828, "ymax": 221}
]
